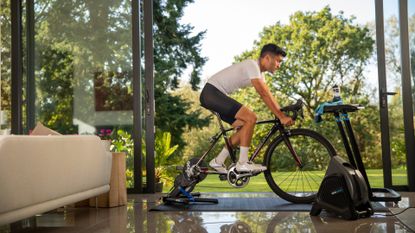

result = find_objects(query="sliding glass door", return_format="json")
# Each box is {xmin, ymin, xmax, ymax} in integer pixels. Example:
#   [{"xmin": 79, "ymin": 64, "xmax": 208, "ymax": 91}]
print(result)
[
  {"xmin": 33, "ymin": 0, "xmax": 136, "ymax": 187},
  {"xmin": 0, "ymin": 0, "xmax": 12, "ymax": 135}
]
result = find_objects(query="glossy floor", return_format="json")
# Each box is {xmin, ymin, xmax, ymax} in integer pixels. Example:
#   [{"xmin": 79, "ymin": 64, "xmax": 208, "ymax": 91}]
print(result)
[{"xmin": 1, "ymin": 192, "xmax": 414, "ymax": 233}]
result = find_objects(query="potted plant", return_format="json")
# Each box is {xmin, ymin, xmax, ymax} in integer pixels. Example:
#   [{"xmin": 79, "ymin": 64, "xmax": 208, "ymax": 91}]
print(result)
[
  {"xmin": 154, "ymin": 131, "xmax": 179, "ymax": 192},
  {"xmin": 110, "ymin": 129, "xmax": 134, "ymax": 188},
  {"xmin": 110, "ymin": 129, "xmax": 178, "ymax": 192}
]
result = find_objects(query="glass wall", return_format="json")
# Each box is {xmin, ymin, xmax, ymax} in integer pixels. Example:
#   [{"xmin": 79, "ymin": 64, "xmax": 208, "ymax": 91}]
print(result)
[
  {"xmin": 0, "ymin": 0, "xmax": 11, "ymax": 135},
  {"xmin": 181, "ymin": 0, "xmax": 384, "ymax": 192},
  {"xmin": 5, "ymin": 0, "xmax": 413, "ymax": 193},
  {"xmin": 382, "ymin": 0, "xmax": 408, "ymax": 186},
  {"xmin": 410, "ymin": 0, "xmax": 415, "ymax": 166},
  {"xmin": 409, "ymin": 0, "xmax": 415, "ymax": 191},
  {"xmin": 33, "ymin": 0, "xmax": 135, "ymax": 187}
]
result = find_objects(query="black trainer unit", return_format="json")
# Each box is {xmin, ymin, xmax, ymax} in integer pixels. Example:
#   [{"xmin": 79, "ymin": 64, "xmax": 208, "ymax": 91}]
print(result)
[{"xmin": 310, "ymin": 155, "xmax": 374, "ymax": 220}]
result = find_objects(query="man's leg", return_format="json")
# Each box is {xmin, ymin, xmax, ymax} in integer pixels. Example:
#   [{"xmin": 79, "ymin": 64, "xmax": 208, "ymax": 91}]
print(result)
[
  {"xmin": 212, "ymin": 118, "xmax": 244, "ymax": 166},
  {"xmin": 233, "ymin": 107, "xmax": 256, "ymax": 164},
  {"xmin": 210, "ymin": 109, "xmax": 252, "ymax": 169},
  {"xmin": 229, "ymin": 119, "xmax": 244, "ymax": 146},
  {"xmin": 221, "ymin": 107, "xmax": 256, "ymax": 155},
  {"xmin": 232, "ymin": 119, "xmax": 244, "ymax": 128},
  {"xmin": 233, "ymin": 106, "xmax": 267, "ymax": 172},
  {"xmin": 234, "ymin": 107, "xmax": 256, "ymax": 146}
]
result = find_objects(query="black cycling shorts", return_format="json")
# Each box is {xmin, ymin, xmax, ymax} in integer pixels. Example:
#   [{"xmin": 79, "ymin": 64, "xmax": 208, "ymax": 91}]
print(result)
[{"xmin": 200, "ymin": 83, "xmax": 243, "ymax": 125}]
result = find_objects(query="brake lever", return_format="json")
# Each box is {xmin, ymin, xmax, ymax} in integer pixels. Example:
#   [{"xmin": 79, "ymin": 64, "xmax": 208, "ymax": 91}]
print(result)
[{"xmin": 283, "ymin": 99, "xmax": 304, "ymax": 121}]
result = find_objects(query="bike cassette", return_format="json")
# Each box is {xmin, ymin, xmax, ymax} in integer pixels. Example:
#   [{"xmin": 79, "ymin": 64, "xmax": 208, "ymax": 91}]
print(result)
[
  {"xmin": 183, "ymin": 157, "xmax": 208, "ymax": 182},
  {"xmin": 227, "ymin": 166, "xmax": 250, "ymax": 188}
]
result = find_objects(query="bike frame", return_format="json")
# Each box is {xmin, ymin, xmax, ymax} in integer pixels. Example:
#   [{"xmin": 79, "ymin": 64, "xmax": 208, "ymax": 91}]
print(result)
[{"xmin": 196, "ymin": 113, "xmax": 302, "ymax": 170}]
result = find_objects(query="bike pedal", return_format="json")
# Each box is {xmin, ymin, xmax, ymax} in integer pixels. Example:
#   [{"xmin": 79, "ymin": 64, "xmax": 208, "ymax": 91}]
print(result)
[{"xmin": 219, "ymin": 174, "xmax": 227, "ymax": 181}]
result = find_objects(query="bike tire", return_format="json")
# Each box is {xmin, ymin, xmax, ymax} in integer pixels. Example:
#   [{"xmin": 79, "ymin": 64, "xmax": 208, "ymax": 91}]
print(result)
[{"xmin": 263, "ymin": 128, "xmax": 336, "ymax": 204}]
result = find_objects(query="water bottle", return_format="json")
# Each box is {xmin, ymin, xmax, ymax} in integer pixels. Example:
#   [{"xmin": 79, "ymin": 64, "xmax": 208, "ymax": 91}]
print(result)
[{"xmin": 332, "ymin": 85, "xmax": 341, "ymax": 102}]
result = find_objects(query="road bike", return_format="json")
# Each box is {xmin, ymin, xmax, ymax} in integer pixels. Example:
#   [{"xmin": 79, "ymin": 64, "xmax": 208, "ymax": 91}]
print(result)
[{"xmin": 166, "ymin": 99, "xmax": 336, "ymax": 204}]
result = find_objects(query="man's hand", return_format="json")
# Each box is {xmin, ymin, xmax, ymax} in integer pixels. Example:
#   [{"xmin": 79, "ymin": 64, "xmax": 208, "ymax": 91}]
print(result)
[
  {"xmin": 251, "ymin": 79, "xmax": 295, "ymax": 127},
  {"xmin": 279, "ymin": 115, "xmax": 294, "ymax": 126}
]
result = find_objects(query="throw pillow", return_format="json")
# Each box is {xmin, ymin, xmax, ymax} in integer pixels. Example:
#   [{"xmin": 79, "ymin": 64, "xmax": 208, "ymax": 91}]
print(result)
[{"xmin": 30, "ymin": 122, "xmax": 62, "ymax": 135}]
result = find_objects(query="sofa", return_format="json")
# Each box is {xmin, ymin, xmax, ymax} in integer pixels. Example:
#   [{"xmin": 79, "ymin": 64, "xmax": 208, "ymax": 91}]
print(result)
[{"xmin": 0, "ymin": 135, "xmax": 112, "ymax": 225}]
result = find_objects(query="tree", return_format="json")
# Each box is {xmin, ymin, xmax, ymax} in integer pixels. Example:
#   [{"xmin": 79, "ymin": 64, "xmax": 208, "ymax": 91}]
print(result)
[
  {"xmin": 172, "ymin": 85, "xmax": 220, "ymax": 161},
  {"xmin": 153, "ymin": 0, "xmax": 206, "ymax": 90},
  {"xmin": 0, "ymin": 0, "xmax": 11, "ymax": 128},
  {"xmin": 23, "ymin": 0, "xmax": 208, "ymax": 147},
  {"xmin": 382, "ymin": 14, "xmax": 415, "ymax": 108},
  {"xmin": 235, "ymin": 7, "xmax": 374, "ymax": 117},
  {"xmin": 231, "ymin": 7, "xmax": 381, "ymax": 167},
  {"xmin": 378, "ymin": 14, "xmax": 415, "ymax": 169},
  {"xmin": 153, "ymin": 0, "xmax": 209, "ymax": 148},
  {"xmin": 36, "ymin": 46, "xmax": 77, "ymax": 133}
]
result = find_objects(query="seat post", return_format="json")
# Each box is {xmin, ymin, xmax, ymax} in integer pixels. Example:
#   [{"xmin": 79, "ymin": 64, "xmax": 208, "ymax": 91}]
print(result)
[{"xmin": 212, "ymin": 111, "xmax": 226, "ymax": 133}]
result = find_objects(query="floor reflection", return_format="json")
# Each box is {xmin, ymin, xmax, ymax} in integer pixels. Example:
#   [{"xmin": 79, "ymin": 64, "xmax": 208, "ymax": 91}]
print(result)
[
  {"xmin": 0, "ymin": 192, "xmax": 413, "ymax": 233},
  {"xmin": 148, "ymin": 212, "xmax": 411, "ymax": 233}
]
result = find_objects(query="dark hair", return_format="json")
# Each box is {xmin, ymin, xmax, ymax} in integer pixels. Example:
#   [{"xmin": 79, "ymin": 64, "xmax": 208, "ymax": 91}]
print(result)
[{"xmin": 260, "ymin": 43, "xmax": 286, "ymax": 58}]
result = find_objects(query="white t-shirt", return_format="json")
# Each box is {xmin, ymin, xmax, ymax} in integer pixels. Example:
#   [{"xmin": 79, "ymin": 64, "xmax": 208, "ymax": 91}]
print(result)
[{"xmin": 207, "ymin": 59, "xmax": 264, "ymax": 95}]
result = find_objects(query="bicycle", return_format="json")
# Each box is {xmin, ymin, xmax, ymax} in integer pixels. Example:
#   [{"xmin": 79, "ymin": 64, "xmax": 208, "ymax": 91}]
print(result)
[{"xmin": 165, "ymin": 99, "xmax": 336, "ymax": 204}]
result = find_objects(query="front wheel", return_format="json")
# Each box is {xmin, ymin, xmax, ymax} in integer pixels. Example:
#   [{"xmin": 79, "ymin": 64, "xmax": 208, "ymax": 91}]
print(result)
[{"xmin": 263, "ymin": 128, "xmax": 336, "ymax": 204}]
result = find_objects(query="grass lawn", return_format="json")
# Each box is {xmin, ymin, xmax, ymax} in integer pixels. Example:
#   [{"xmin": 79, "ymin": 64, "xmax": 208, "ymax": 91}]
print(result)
[{"xmin": 162, "ymin": 169, "xmax": 407, "ymax": 193}]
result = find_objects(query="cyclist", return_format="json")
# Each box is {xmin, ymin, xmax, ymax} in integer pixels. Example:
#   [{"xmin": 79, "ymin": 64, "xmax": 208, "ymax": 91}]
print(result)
[{"xmin": 199, "ymin": 43, "xmax": 294, "ymax": 173}]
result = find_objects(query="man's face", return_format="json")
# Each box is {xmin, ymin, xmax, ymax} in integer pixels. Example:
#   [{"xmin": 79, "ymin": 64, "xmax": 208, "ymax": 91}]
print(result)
[{"xmin": 266, "ymin": 54, "xmax": 284, "ymax": 74}]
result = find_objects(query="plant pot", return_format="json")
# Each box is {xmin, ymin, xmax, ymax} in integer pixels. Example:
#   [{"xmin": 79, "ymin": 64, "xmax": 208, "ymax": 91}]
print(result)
[{"xmin": 155, "ymin": 182, "xmax": 163, "ymax": 193}]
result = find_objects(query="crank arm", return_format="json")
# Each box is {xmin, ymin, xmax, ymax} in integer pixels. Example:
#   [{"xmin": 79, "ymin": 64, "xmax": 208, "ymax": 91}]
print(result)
[
  {"xmin": 235, "ymin": 172, "xmax": 253, "ymax": 179},
  {"xmin": 204, "ymin": 170, "xmax": 225, "ymax": 174}
]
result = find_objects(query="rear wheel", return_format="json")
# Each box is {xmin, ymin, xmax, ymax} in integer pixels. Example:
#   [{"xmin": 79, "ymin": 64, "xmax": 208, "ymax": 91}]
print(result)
[{"xmin": 264, "ymin": 128, "xmax": 336, "ymax": 204}]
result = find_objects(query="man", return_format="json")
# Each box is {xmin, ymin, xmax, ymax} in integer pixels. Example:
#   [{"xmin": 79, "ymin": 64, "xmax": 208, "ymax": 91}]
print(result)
[{"xmin": 199, "ymin": 43, "xmax": 294, "ymax": 173}]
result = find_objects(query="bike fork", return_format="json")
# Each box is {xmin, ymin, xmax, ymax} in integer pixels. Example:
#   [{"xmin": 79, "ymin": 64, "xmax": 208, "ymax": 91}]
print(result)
[{"xmin": 282, "ymin": 131, "xmax": 303, "ymax": 169}]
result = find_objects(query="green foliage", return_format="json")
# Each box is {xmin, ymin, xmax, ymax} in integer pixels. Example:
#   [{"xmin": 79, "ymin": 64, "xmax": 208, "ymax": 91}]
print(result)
[
  {"xmin": 0, "ymin": 0, "xmax": 11, "ymax": 125},
  {"xmin": 36, "ymin": 46, "xmax": 77, "ymax": 133},
  {"xmin": 155, "ymin": 87, "xmax": 209, "ymax": 150},
  {"xmin": 110, "ymin": 129, "xmax": 179, "ymax": 187},
  {"xmin": 153, "ymin": 0, "xmax": 209, "ymax": 149},
  {"xmin": 153, "ymin": 0, "xmax": 206, "ymax": 90},
  {"xmin": 374, "ymin": 14, "xmax": 415, "ymax": 168},
  {"xmin": 230, "ymin": 7, "xmax": 383, "ymax": 168},
  {"xmin": 110, "ymin": 129, "xmax": 134, "ymax": 188},
  {"xmin": 30, "ymin": 0, "xmax": 135, "ymax": 131},
  {"xmin": 388, "ymin": 89, "xmax": 408, "ymax": 169},
  {"xmin": 235, "ymin": 6, "xmax": 374, "ymax": 117},
  {"xmin": 31, "ymin": 0, "xmax": 208, "ymax": 149},
  {"xmin": 154, "ymin": 131, "xmax": 179, "ymax": 184},
  {"xmin": 155, "ymin": 131, "xmax": 179, "ymax": 164},
  {"xmin": 173, "ymin": 85, "xmax": 227, "ymax": 162},
  {"xmin": 179, "ymin": 8, "xmax": 382, "ymax": 169},
  {"xmin": 2, "ymin": 0, "xmax": 208, "ymax": 189}
]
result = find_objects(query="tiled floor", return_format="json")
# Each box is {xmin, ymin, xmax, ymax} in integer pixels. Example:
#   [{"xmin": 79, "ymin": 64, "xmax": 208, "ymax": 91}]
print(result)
[{"xmin": 1, "ymin": 192, "xmax": 414, "ymax": 233}]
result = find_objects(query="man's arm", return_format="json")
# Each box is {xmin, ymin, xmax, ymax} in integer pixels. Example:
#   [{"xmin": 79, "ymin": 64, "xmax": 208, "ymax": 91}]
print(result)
[{"xmin": 251, "ymin": 78, "xmax": 293, "ymax": 125}]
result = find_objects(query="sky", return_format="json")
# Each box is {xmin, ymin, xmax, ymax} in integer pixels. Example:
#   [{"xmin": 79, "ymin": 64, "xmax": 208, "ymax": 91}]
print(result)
[{"xmin": 180, "ymin": 0, "xmax": 414, "ymax": 89}]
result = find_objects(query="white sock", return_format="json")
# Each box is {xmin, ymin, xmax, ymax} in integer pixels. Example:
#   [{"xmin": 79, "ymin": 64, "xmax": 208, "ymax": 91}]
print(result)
[
  {"xmin": 239, "ymin": 146, "xmax": 249, "ymax": 164},
  {"xmin": 215, "ymin": 146, "xmax": 230, "ymax": 165}
]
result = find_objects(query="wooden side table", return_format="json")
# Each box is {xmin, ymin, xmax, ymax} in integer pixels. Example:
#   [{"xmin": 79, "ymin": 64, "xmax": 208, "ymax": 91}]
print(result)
[{"xmin": 89, "ymin": 152, "xmax": 127, "ymax": 208}]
